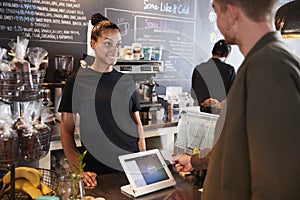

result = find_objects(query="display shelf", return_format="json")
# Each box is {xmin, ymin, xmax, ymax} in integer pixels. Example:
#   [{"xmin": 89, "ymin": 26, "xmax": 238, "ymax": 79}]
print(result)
[{"xmin": 0, "ymin": 69, "xmax": 51, "ymax": 199}]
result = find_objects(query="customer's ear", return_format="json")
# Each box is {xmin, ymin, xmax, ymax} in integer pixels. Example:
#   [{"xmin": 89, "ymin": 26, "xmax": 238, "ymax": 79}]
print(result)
[{"xmin": 90, "ymin": 40, "xmax": 96, "ymax": 49}]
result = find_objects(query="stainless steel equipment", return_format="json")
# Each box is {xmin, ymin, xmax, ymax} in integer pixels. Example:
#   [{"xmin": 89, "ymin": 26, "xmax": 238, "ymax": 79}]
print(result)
[
  {"xmin": 54, "ymin": 55, "xmax": 74, "ymax": 83},
  {"xmin": 114, "ymin": 60, "xmax": 164, "ymax": 74},
  {"xmin": 54, "ymin": 55, "xmax": 74, "ymax": 120},
  {"xmin": 114, "ymin": 60, "xmax": 164, "ymax": 125},
  {"xmin": 114, "ymin": 60, "xmax": 163, "ymax": 102}
]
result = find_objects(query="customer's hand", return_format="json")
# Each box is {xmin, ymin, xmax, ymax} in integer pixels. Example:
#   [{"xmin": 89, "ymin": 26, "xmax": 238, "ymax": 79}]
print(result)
[
  {"xmin": 172, "ymin": 154, "xmax": 194, "ymax": 172},
  {"xmin": 82, "ymin": 171, "xmax": 97, "ymax": 188}
]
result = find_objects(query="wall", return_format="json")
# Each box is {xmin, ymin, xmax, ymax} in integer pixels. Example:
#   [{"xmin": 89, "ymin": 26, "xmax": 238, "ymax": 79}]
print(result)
[
  {"xmin": 0, "ymin": 0, "xmax": 221, "ymax": 91},
  {"xmin": 0, "ymin": 0, "xmax": 299, "ymax": 90}
]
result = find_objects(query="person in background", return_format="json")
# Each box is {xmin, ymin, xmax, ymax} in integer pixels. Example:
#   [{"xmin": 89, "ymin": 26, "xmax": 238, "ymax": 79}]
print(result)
[
  {"xmin": 173, "ymin": 0, "xmax": 300, "ymax": 199},
  {"xmin": 59, "ymin": 13, "xmax": 146, "ymax": 188},
  {"xmin": 191, "ymin": 39, "xmax": 236, "ymax": 106}
]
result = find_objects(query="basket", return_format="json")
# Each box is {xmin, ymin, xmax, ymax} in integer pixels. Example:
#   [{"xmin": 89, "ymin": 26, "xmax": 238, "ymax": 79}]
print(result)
[
  {"xmin": 0, "ymin": 124, "xmax": 51, "ymax": 164},
  {"xmin": 0, "ymin": 167, "xmax": 59, "ymax": 200},
  {"xmin": 18, "ymin": 124, "xmax": 52, "ymax": 162},
  {"xmin": 0, "ymin": 70, "xmax": 46, "ymax": 103}
]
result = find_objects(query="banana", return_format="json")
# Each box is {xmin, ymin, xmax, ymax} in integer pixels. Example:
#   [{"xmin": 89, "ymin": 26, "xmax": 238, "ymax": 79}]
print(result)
[
  {"xmin": 2, "ymin": 167, "xmax": 41, "ymax": 188},
  {"xmin": 15, "ymin": 178, "xmax": 43, "ymax": 199},
  {"xmin": 18, "ymin": 167, "xmax": 43, "ymax": 178},
  {"xmin": 40, "ymin": 182, "xmax": 52, "ymax": 195}
]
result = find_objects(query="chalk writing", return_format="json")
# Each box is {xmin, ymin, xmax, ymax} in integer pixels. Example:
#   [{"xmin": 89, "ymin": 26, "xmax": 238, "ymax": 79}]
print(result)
[
  {"xmin": 143, "ymin": 0, "xmax": 190, "ymax": 16},
  {"xmin": 0, "ymin": 0, "xmax": 87, "ymax": 43}
]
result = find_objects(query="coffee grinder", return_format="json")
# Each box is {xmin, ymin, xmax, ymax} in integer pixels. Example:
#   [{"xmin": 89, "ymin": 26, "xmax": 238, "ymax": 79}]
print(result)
[{"xmin": 53, "ymin": 55, "xmax": 74, "ymax": 121}]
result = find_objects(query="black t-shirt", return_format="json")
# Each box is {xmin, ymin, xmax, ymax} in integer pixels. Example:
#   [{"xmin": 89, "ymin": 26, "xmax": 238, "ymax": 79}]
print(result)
[
  {"xmin": 191, "ymin": 58, "xmax": 236, "ymax": 104},
  {"xmin": 59, "ymin": 67, "xmax": 140, "ymax": 174}
]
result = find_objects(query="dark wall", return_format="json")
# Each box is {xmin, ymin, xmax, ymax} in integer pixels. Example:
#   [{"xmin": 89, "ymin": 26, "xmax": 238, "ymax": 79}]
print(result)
[
  {"xmin": 1, "ymin": 0, "xmax": 295, "ymax": 92},
  {"xmin": 0, "ymin": 0, "xmax": 216, "ymax": 91},
  {"xmin": 0, "ymin": 0, "xmax": 101, "ymax": 82}
]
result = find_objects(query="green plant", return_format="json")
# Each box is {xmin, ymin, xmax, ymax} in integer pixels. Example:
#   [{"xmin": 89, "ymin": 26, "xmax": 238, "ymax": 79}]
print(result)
[
  {"xmin": 70, "ymin": 150, "xmax": 87, "ymax": 177},
  {"xmin": 69, "ymin": 150, "xmax": 87, "ymax": 199}
]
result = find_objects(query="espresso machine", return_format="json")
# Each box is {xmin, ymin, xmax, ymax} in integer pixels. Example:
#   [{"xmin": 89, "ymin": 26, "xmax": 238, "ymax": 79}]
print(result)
[
  {"xmin": 53, "ymin": 55, "xmax": 74, "ymax": 121},
  {"xmin": 114, "ymin": 60, "xmax": 164, "ymax": 125}
]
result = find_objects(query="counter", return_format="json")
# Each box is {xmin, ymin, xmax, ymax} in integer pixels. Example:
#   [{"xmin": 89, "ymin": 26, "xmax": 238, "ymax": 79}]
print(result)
[
  {"xmin": 49, "ymin": 119, "xmax": 178, "ymax": 141},
  {"xmin": 39, "ymin": 120, "xmax": 179, "ymax": 169},
  {"xmin": 85, "ymin": 171, "xmax": 203, "ymax": 200}
]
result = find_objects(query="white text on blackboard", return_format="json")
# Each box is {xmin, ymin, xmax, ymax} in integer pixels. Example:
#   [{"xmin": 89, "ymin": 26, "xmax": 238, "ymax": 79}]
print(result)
[{"xmin": 143, "ymin": 0, "xmax": 189, "ymax": 15}]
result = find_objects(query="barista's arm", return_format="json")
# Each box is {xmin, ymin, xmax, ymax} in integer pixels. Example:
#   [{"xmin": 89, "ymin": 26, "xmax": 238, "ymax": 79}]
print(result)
[
  {"xmin": 60, "ymin": 112, "xmax": 97, "ymax": 188},
  {"xmin": 60, "ymin": 112, "xmax": 79, "ymax": 171},
  {"xmin": 132, "ymin": 111, "xmax": 146, "ymax": 151}
]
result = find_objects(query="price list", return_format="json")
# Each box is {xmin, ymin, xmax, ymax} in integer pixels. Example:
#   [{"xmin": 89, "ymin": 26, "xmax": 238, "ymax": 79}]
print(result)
[{"xmin": 0, "ymin": 0, "xmax": 88, "ymax": 43}]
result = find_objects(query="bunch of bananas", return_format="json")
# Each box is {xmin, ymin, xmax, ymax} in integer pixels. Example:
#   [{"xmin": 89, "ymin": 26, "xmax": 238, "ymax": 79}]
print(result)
[{"xmin": 0, "ymin": 167, "xmax": 53, "ymax": 199}]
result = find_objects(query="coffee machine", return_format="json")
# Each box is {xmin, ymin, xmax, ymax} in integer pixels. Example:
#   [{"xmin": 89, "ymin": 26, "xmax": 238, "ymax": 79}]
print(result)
[
  {"xmin": 53, "ymin": 55, "xmax": 74, "ymax": 121},
  {"xmin": 114, "ymin": 60, "xmax": 164, "ymax": 125}
]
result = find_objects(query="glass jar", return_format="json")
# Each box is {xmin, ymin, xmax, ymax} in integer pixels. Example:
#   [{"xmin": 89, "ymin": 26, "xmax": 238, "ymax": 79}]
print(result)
[{"xmin": 57, "ymin": 175, "xmax": 85, "ymax": 200}]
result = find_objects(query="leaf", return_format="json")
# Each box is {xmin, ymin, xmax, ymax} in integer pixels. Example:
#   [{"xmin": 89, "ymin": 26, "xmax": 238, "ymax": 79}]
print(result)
[{"xmin": 69, "ymin": 150, "xmax": 87, "ymax": 177}]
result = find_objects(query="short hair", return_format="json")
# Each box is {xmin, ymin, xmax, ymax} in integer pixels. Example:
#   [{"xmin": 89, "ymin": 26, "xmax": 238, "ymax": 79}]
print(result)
[
  {"xmin": 212, "ymin": 39, "xmax": 231, "ymax": 57},
  {"xmin": 214, "ymin": 0, "xmax": 279, "ymax": 22},
  {"xmin": 90, "ymin": 13, "xmax": 120, "ymax": 42}
]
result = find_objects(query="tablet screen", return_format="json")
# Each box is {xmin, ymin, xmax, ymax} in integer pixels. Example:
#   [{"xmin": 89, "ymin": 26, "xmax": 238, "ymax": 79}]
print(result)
[{"xmin": 124, "ymin": 153, "xmax": 169, "ymax": 188}]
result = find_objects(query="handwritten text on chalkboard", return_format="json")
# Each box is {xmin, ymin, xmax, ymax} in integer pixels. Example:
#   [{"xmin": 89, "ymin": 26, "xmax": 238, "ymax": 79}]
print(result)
[
  {"xmin": 143, "ymin": 0, "xmax": 190, "ymax": 16},
  {"xmin": 0, "ymin": 0, "xmax": 88, "ymax": 43}
]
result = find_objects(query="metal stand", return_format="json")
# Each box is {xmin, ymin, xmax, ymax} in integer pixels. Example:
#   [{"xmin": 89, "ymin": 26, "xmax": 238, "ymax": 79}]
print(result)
[
  {"xmin": 10, "ymin": 164, "xmax": 15, "ymax": 200},
  {"xmin": 0, "ymin": 70, "xmax": 48, "ymax": 199}
]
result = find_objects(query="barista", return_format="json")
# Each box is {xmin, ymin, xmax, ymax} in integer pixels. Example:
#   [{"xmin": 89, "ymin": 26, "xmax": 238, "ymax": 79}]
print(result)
[
  {"xmin": 191, "ymin": 39, "xmax": 236, "ymax": 105},
  {"xmin": 59, "ymin": 13, "xmax": 146, "ymax": 188}
]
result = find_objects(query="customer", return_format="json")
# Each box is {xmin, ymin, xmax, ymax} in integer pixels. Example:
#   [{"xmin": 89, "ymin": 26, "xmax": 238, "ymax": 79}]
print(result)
[
  {"xmin": 173, "ymin": 0, "xmax": 300, "ymax": 199},
  {"xmin": 191, "ymin": 39, "xmax": 235, "ymax": 105},
  {"xmin": 59, "ymin": 13, "xmax": 146, "ymax": 188}
]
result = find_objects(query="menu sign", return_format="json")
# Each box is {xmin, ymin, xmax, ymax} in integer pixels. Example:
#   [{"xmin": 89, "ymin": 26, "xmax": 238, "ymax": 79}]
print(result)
[
  {"xmin": 142, "ymin": 0, "xmax": 195, "ymax": 18},
  {"xmin": 105, "ymin": 0, "xmax": 197, "ymax": 91},
  {"xmin": 0, "ymin": 0, "xmax": 212, "ymax": 90},
  {"xmin": 0, "ymin": 0, "xmax": 88, "ymax": 44}
]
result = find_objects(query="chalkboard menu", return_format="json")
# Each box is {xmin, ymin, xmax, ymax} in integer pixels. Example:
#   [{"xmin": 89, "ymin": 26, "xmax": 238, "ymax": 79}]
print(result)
[
  {"xmin": 0, "ymin": 0, "xmax": 101, "ymax": 82},
  {"xmin": 0, "ymin": 0, "xmax": 88, "ymax": 42},
  {"xmin": 0, "ymin": 0, "xmax": 216, "ymax": 91},
  {"xmin": 0, "ymin": 0, "xmax": 294, "ymax": 90},
  {"xmin": 103, "ymin": 0, "xmax": 215, "ymax": 93}
]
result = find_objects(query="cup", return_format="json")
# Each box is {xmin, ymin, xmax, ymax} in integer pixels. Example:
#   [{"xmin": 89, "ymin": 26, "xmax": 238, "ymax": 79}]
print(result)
[
  {"xmin": 153, "ymin": 46, "xmax": 162, "ymax": 61},
  {"xmin": 123, "ymin": 46, "xmax": 134, "ymax": 60},
  {"xmin": 132, "ymin": 43, "xmax": 142, "ymax": 60},
  {"xmin": 143, "ymin": 47, "xmax": 152, "ymax": 60}
]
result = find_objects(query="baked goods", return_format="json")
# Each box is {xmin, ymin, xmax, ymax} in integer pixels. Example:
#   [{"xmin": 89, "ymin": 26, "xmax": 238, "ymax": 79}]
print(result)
[
  {"xmin": 200, "ymin": 98, "xmax": 223, "ymax": 114},
  {"xmin": 11, "ymin": 119, "xmax": 51, "ymax": 161},
  {"xmin": 0, "ymin": 125, "xmax": 18, "ymax": 163}
]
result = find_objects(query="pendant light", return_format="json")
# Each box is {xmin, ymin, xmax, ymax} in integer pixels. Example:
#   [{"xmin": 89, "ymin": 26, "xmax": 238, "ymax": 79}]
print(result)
[{"xmin": 275, "ymin": 0, "xmax": 300, "ymax": 38}]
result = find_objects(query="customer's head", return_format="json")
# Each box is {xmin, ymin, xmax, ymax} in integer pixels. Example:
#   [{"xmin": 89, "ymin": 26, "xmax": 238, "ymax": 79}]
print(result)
[
  {"xmin": 90, "ymin": 13, "xmax": 122, "ymax": 66},
  {"xmin": 213, "ymin": 0, "xmax": 279, "ymax": 22},
  {"xmin": 212, "ymin": 39, "xmax": 231, "ymax": 58},
  {"xmin": 212, "ymin": 0, "xmax": 278, "ymax": 47}
]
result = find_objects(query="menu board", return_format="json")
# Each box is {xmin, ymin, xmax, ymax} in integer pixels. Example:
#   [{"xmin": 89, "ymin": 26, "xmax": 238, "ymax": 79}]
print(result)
[
  {"xmin": 0, "ymin": 0, "xmax": 101, "ymax": 82},
  {"xmin": 0, "ymin": 0, "xmax": 214, "ymax": 89},
  {"xmin": 0, "ymin": 0, "xmax": 88, "ymax": 42},
  {"xmin": 104, "ymin": 0, "xmax": 212, "ymax": 93}
]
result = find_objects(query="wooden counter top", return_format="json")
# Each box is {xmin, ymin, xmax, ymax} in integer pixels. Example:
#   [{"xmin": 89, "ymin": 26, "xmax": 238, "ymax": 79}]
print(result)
[{"xmin": 85, "ymin": 171, "xmax": 203, "ymax": 200}]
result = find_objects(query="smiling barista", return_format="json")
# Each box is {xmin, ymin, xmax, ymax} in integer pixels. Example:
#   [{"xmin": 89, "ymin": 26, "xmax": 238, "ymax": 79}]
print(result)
[{"xmin": 59, "ymin": 13, "xmax": 146, "ymax": 188}]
